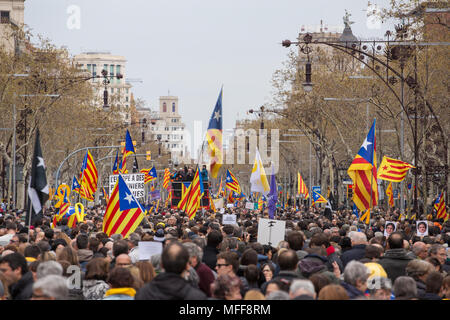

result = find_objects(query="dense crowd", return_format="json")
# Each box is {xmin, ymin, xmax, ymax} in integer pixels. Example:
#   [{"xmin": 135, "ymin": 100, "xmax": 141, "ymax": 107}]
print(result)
[{"xmin": 0, "ymin": 202, "xmax": 449, "ymax": 300}]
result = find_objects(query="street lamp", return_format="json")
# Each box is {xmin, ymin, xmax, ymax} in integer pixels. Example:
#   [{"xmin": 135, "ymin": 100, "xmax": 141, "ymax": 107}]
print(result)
[
  {"xmin": 248, "ymin": 105, "xmax": 268, "ymax": 129},
  {"xmin": 101, "ymin": 69, "xmax": 123, "ymax": 109}
]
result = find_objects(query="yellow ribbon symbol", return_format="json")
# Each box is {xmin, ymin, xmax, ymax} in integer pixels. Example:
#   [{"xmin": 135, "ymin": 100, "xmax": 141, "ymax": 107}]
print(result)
[
  {"xmin": 54, "ymin": 184, "xmax": 71, "ymax": 208},
  {"xmin": 74, "ymin": 202, "xmax": 85, "ymax": 223}
]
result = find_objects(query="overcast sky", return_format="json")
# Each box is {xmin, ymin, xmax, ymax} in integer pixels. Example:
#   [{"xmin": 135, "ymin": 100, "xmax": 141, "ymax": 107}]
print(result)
[{"xmin": 25, "ymin": 0, "xmax": 393, "ymax": 155}]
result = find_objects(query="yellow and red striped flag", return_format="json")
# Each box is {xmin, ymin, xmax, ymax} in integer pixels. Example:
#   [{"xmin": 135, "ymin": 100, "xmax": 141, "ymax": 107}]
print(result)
[
  {"xmin": 79, "ymin": 150, "xmax": 98, "ymax": 201},
  {"xmin": 163, "ymin": 168, "xmax": 171, "ymax": 189},
  {"xmin": 102, "ymin": 174, "xmax": 145, "ymax": 238},
  {"xmin": 386, "ymin": 182, "xmax": 394, "ymax": 207},
  {"xmin": 436, "ymin": 192, "xmax": 447, "ymax": 220},
  {"xmin": 377, "ymin": 156, "xmax": 414, "ymax": 182},
  {"xmin": 182, "ymin": 168, "xmax": 204, "ymax": 220},
  {"xmin": 206, "ymin": 88, "xmax": 223, "ymax": 178},
  {"xmin": 297, "ymin": 172, "xmax": 309, "ymax": 199},
  {"xmin": 226, "ymin": 169, "xmax": 241, "ymax": 193},
  {"xmin": 347, "ymin": 120, "xmax": 378, "ymax": 212}
]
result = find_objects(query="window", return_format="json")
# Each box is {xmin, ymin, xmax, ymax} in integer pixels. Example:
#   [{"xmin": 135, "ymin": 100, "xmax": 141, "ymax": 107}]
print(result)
[
  {"xmin": 92, "ymin": 64, "xmax": 97, "ymax": 80},
  {"xmin": 126, "ymin": 96, "xmax": 129, "ymax": 102},
  {"xmin": 104, "ymin": 64, "xmax": 108, "ymax": 73},
  {"xmin": 172, "ymin": 144, "xmax": 177, "ymax": 148},
  {"xmin": 163, "ymin": 102, "xmax": 167, "ymax": 113},
  {"xmin": 126, "ymin": 88, "xmax": 129, "ymax": 94},
  {"xmin": 156, "ymin": 134, "xmax": 161, "ymax": 140},
  {"xmin": 172, "ymin": 127, "xmax": 177, "ymax": 131},
  {"xmin": 1, "ymin": 11, "xmax": 10, "ymax": 24},
  {"xmin": 125, "ymin": 113, "xmax": 129, "ymax": 119},
  {"xmin": 165, "ymin": 127, "xmax": 169, "ymax": 131},
  {"xmin": 172, "ymin": 102, "xmax": 176, "ymax": 112},
  {"xmin": 111, "ymin": 88, "xmax": 114, "ymax": 94},
  {"xmin": 87, "ymin": 64, "xmax": 92, "ymax": 72},
  {"xmin": 116, "ymin": 65, "xmax": 121, "ymax": 83},
  {"xmin": 180, "ymin": 135, "xmax": 183, "ymax": 140}
]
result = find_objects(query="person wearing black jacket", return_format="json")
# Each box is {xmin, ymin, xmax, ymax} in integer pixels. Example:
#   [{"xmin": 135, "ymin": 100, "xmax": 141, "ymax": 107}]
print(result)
[
  {"xmin": 135, "ymin": 242, "xmax": 206, "ymax": 300},
  {"xmin": 0, "ymin": 253, "xmax": 34, "ymax": 300},
  {"xmin": 202, "ymin": 230, "xmax": 223, "ymax": 270}
]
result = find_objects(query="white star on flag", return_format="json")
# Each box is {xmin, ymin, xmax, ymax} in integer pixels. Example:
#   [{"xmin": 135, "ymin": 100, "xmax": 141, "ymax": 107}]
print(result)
[
  {"xmin": 361, "ymin": 137, "xmax": 372, "ymax": 151},
  {"xmin": 214, "ymin": 111, "xmax": 221, "ymax": 122},
  {"xmin": 37, "ymin": 156, "xmax": 45, "ymax": 168},
  {"xmin": 226, "ymin": 176, "xmax": 231, "ymax": 182},
  {"xmin": 124, "ymin": 192, "xmax": 134, "ymax": 205}
]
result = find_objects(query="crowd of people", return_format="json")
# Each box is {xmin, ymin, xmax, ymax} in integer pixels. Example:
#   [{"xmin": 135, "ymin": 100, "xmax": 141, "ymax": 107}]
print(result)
[{"xmin": 0, "ymin": 201, "xmax": 449, "ymax": 300}]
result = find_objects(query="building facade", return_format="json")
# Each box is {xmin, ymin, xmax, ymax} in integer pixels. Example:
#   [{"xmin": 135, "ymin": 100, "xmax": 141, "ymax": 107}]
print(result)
[
  {"xmin": 74, "ymin": 52, "xmax": 132, "ymax": 124},
  {"xmin": 148, "ymin": 96, "xmax": 189, "ymax": 164},
  {"xmin": 0, "ymin": 0, "xmax": 25, "ymax": 54}
]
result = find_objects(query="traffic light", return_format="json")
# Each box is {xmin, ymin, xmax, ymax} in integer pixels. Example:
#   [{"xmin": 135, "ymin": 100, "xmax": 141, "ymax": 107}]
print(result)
[
  {"xmin": 146, "ymin": 151, "xmax": 151, "ymax": 160},
  {"xmin": 347, "ymin": 184, "xmax": 353, "ymax": 200}
]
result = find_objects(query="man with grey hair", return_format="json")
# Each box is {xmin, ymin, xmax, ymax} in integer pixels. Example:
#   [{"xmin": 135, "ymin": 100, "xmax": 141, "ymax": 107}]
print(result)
[
  {"xmin": 127, "ymin": 232, "xmax": 141, "ymax": 264},
  {"xmin": 411, "ymin": 241, "xmax": 428, "ymax": 260},
  {"xmin": 36, "ymin": 261, "xmax": 63, "ymax": 280},
  {"xmin": 183, "ymin": 242, "xmax": 215, "ymax": 297},
  {"xmin": 341, "ymin": 261, "xmax": 370, "ymax": 299},
  {"xmin": 289, "ymin": 279, "xmax": 316, "ymax": 300},
  {"xmin": 266, "ymin": 290, "xmax": 290, "ymax": 300},
  {"xmin": 341, "ymin": 232, "xmax": 368, "ymax": 268},
  {"xmin": 393, "ymin": 276, "xmax": 417, "ymax": 300},
  {"xmin": 31, "ymin": 275, "xmax": 68, "ymax": 300}
]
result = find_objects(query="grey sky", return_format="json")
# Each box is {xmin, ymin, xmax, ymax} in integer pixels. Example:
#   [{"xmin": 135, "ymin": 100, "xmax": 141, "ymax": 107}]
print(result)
[{"xmin": 25, "ymin": 0, "xmax": 393, "ymax": 155}]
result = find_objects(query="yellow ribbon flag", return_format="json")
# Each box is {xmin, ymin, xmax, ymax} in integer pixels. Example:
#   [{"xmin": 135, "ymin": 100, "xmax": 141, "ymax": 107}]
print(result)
[{"xmin": 359, "ymin": 208, "xmax": 371, "ymax": 225}]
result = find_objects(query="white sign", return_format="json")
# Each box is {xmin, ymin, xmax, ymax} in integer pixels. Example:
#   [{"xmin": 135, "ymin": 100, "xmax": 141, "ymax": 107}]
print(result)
[
  {"xmin": 257, "ymin": 218, "xmax": 286, "ymax": 247},
  {"xmin": 109, "ymin": 174, "xmax": 145, "ymax": 199},
  {"xmin": 222, "ymin": 214, "xmax": 237, "ymax": 225},
  {"xmin": 342, "ymin": 180, "xmax": 353, "ymax": 185},
  {"xmin": 245, "ymin": 202, "xmax": 254, "ymax": 210},
  {"xmin": 226, "ymin": 203, "xmax": 234, "ymax": 208},
  {"xmin": 220, "ymin": 208, "xmax": 225, "ymax": 214},
  {"xmin": 138, "ymin": 241, "xmax": 163, "ymax": 261}
]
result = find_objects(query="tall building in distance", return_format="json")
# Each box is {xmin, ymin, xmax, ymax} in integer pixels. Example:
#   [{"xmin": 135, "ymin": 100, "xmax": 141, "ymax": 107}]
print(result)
[
  {"xmin": 149, "ymin": 96, "xmax": 189, "ymax": 164},
  {"xmin": 0, "ymin": 0, "xmax": 25, "ymax": 54},
  {"xmin": 74, "ymin": 52, "xmax": 133, "ymax": 124}
]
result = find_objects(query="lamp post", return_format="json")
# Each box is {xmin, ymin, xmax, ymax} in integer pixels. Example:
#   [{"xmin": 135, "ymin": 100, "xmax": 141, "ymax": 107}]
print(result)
[
  {"xmin": 248, "ymin": 105, "xmax": 269, "ymax": 130},
  {"xmin": 100, "ymin": 69, "xmax": 123, "ymax": 109}
]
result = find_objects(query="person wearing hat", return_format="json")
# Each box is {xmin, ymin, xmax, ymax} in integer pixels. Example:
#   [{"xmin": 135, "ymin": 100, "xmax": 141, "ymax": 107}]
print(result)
[
  {"xmin": 365, "ymin": 262, "xmax": 393, "ymax": 300},
  {"xmin": 154, "ymin": 229, "xmax": 165, "ymax": 243}
]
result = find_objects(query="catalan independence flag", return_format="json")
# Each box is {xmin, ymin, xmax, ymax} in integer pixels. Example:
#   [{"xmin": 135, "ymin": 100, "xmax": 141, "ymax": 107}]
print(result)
[
  {"xmin": 163, "ymin": 168, "xmax": 171, "ymax": 189},
  {"xmin": 297, "ymin": 172, "xmax": 309, "ymax": 199},
  {"xmin": 347, "ymin": 119, "xmax": 378, "ymax": 212},
  {"xmin": 206, "ymin": 88, "xmax": 223, "ymax": 179},
  {"xmin": 79, "ymin": 150, "xmax": 98, "ymax": 201},
  {"xmin": 112, "ymin": 150, "xmax": 120, "ymax": 174},
  {"xmin": 141, "ymin": 167, "xmax": 157, "ymax": 184},
  {"xmin": 71, "ymin": 176, "xmax": 81, "ymax": 194},
  {"xmin": 359, "ymin": 208, "xmax": 371, "ymax": 225},
  {"xmin": 436, "ymin": 192, "xmax": 448, "ymax": 220},
  {"xmin": 102, "ymin": 174, "xmax": 145, "ymax": 238},
  {"xmin": 120, "ymin": 130, "xmax": 135, "ymax": 174},
  {"xmin": 377, "ymin": 156, "xmax": 414, "ymax": 182},
  {"xmin": 312, "ymin": 190, "xmax": 328, "ymax": 205},
  {"xmin": 226, "ymin": 169, "xmax": 241, "ymax": 193}
]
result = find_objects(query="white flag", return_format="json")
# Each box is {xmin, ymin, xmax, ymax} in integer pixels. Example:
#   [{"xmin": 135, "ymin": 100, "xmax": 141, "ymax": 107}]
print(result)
[{"xmin": 250, "ymin": 148, "xmax": 270, "ymax": 195}]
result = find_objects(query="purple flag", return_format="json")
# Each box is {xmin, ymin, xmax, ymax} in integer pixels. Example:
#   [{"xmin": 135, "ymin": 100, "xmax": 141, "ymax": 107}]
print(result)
[{"xmin": 268, "ymin": 164, "xmax": 277, "ymax": 219}]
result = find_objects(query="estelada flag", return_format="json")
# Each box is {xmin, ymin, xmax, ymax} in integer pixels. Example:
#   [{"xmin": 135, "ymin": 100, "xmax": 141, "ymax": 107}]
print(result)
[
  {"xmin": 206, "ymin": 88, "xmax": 223, "ymax": 178},
  {"xmin": 377, "ymin": 156, "xmax": 414, "ymax": 182},
  {"xmin": 102, "ymin": 174, "xmax": 145, "ymax": 238},
  {"xmin": 347, "ymin": 119, "xmax": 378, "ymax": 212}
]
